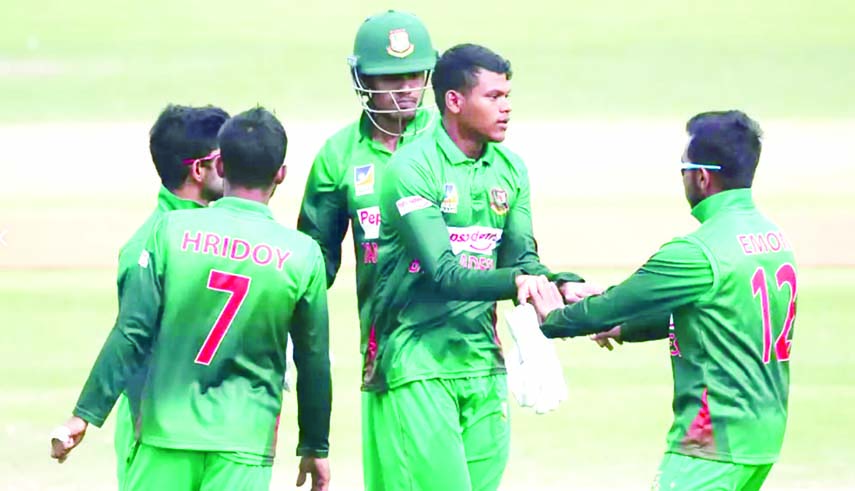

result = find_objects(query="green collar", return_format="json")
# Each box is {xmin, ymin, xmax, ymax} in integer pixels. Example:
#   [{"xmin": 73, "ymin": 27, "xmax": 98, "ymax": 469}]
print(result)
[
  {"xmin": 210, "ymin": 196, "xmax": 274, "ymax": 220},
  {"xmin": 435, "ymin": 122, "xmax": 496, "ymax": 166},
  {"xmin": 156, "ymin": 185, "xmax": 206, "ymax": 212},
  {"xmin": 691, "ymin": 188, "xmax": 756, "ymax": 223}
]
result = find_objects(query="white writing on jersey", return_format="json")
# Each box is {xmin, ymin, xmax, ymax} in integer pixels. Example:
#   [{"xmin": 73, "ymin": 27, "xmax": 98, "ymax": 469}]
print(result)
[
  {"xmin": 447, "ymin": 226, "xmax": 503, "ymax": 255},
  {"xmin": 357, "ymin": 206, "xmax": 381, "ymax": 240}
]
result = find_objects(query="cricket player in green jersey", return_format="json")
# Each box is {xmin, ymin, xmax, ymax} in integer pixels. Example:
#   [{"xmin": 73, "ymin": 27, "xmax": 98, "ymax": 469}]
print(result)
[
  {"xmin": 111, "ymin": 104, "xmax": 230, "ymax": 489},
  {"xmin": 51, "ymin": 108, "xmax": 332, "ymax": 491},
  {"xmin": 529, "ymin": 111, "xmax": 796, "ymax": 491},
  {"xmin": 298, "ymin": 10, "xmax": 438, "ymax": 354},
  {"xmin": 362, "ymin": 44, "xmax": 590, "ymax": 491}
]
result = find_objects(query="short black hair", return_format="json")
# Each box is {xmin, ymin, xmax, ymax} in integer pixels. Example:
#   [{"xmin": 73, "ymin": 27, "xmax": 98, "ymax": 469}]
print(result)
[
  {"xmin": 149, "ymin": 105, "xmax": 230, "ymax": 190},
  {"xmin": 432, "ymin": 43, "xmax": 512, "ymax": 114},
  {"xmin": 686, "ymin": 110, "xmax": 763, "ymax": 189},
  {"xmin": 218, "ymin": 107, "xmax": 287, "ymax": 189}
]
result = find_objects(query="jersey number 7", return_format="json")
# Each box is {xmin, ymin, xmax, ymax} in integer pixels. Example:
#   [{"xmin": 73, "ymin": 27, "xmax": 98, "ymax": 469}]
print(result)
[
  {"xmin": 195, "ymin": 270, "xmax": 252, "ymax": 365},
  {"xmin": 751, "ymin": 263, "xmax": 797, "ymax": 364}
]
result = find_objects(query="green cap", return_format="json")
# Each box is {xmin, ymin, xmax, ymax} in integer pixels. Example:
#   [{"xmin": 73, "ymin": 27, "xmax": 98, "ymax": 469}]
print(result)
[{"xmin": 349, "ymin": 10, "xmax": 437, "ymax": 76}]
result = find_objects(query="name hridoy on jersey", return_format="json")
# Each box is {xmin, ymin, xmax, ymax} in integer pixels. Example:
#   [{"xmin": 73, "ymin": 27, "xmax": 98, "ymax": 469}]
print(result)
[{"xmin": 180, "ymin": 230, "xmax": 292, "ymax": 271}]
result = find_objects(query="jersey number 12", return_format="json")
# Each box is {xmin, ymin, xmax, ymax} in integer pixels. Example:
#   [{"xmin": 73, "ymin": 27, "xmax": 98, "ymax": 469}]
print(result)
[
  {"xmin": 195, "ymin": 270, "xmax": 252, "ymax": 365},
  {"xmin": 751, "ymin": 263, "xmax": 797, "ymax": 364}
]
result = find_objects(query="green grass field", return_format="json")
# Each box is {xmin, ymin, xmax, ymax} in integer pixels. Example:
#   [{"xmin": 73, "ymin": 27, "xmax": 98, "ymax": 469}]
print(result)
[
  {"xmin": 2, "ymin": 0, "xmax": 854, "ymax": 489},
  {"xmin": 1, "ymin": 0, "xmax": 854, "ymax": 121},
  {"xmin": 1, "ymin": 267, "xmax": 853, "ymax": 490}
]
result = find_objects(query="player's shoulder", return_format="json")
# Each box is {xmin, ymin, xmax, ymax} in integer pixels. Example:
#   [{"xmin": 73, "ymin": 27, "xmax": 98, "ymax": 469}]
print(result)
[{"xmin": 489, "ymin": 142, "xmax": 527, "ymax": 173}]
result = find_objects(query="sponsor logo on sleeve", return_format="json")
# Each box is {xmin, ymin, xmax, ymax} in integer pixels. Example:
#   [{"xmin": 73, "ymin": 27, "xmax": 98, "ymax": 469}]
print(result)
[
  {"xmin": 490, "ymin": 187, "xmax": 510, "ymax": 215},
  {"xmin": 441, "ymin": 182, "xmax": 459, "ymax": 214},
  {"xmin": 138, "ymin": 250, "xmax": 150, "ymax": 268},
  {"xmin": 357, "ymin": 206, "xmax": 381, "ymax": 240},
  {"xmin": 396, "ymin": 196, "xmax": 433, "ymax": 216},
  {"xmin": 354, "ymin": 164, "xmax": 375, "ymax": 196},
  {"xmin": 447, "ymin": 226, "xmax": 504, "ymax": 255}
]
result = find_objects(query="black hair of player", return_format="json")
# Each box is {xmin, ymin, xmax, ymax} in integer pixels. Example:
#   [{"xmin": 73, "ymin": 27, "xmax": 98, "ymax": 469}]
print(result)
[
  {"xmin": 217, "ymin": 107, "xmax": 287, "ymax": 189},
  {"xmin": 149, "ymin": 105, "xmax": 230, "ymax": 191},
  {"xmin": 686, "ymin": 110, "xmax": 763, "ymax": 189},
  {"xmin": 432, "ymin": 43, "xmax": 512, "ymax": 114}
]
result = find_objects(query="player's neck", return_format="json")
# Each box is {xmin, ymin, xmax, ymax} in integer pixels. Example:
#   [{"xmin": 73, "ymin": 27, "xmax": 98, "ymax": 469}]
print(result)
[
  {"xmin": 171, "ymin": 185, "xmax": 210, "ymax": 206},
  {"xmin": 442, "ymin": 116, "xmax": 484, "ymax": 159},
  {"xmin": 223, "ymin": 184, "xmax": 274, "ymax": 205},
  {"xmin": 370, "ymin": 114, "xmax": 409, "ymax": 152}
]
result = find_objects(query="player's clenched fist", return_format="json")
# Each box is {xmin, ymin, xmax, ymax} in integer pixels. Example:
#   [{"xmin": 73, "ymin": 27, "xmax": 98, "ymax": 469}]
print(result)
[
  {"xmin": 514, "ymin": 274, "xmax": 549, "ymax": 304},
  {"xmin": 49, "ymin": 416, "xmax": 88, "ymax": 463}
]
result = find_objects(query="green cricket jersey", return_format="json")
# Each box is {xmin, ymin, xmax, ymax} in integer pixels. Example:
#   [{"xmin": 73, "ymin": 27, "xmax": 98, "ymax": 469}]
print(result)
[
  {"xmin": 74, "ymin": 197, "xmax": 332, "ymax": 462},
  {"xmin": 117, "ymin": 186, "xmax": 206, "ymax": 418},
  {"xmin": 297, "ymin": 111, "xmax": 433, "ymax": 351},
  {"xmin": 540, "ymin": 189, "xmax": 797, "ymax": 464},
  {"xmin": 363, "ymin": 122, "xmax": 582, "ymax": 391}
]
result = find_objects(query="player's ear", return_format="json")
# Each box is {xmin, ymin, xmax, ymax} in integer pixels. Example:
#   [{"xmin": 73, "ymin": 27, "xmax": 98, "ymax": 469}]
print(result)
[
  {"xmin": 273, "ymin": 165, "xmax": 287, "ymax": 185},
  {"xmin": 445, "ymin": 90, "xmax": 464, "ymax": 115},
  {"xmin": 214, "ymin": 156, "xmax": 225, "ymax": 178}
]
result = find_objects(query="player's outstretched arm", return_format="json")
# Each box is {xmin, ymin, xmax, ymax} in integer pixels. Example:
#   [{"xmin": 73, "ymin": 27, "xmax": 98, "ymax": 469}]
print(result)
[
  {"xmin": 532, "ymin": 239, "xmax": 714, "ymax": 339},
  {"xmin": 297, "ymin": 147, "xmax": 349, "ymax": 288},
  {"xmin": 290, "ymin": 243, "xmax": 332, "ymax": 461},
  {"xmin": 381, "ymin": 157, "xmax": 535, "ymax": 301},
  {"xmin": 52, "ymin": 229, "xmax": 166, "ymax": 463}
]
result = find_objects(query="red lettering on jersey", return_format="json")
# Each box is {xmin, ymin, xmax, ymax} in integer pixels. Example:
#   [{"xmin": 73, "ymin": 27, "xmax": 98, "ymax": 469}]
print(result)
[
  {"xmin": 749, "ymin": 234, "xmax": 768, "ymax": 254},
  {"xmin": 221, "ymin": 236, "xmax": 230, "ymax": 257},
  {"xmin": 737, "ymin": 235, "xmax": 753, "ymax": 255},
  {"xmin": 230, "ymin": 239, "xmax": 251, "ymax": 261},
  {"xmin": 202, "ymin": 233, "xmax": 221, "ymax": 256},
  {"xmin": 408, "ymin": 260, "xmax": 421, "ymax": 273},
  {"xmin": 275, "ymin": 249, "xmax": 291, "ymax": 270},
  {"xmin": 766, "ymin": 232, "xmax": 782, "ymax": 252},
  {"xmin": 182, "ymin": 231, "xmax": 202, "ymax": 252},
  {"xmin": 362, "ymin": 242, "xmax": 378, "ymax": 264},
  {"xmin": 252, "ymin": 244, "xmax": 273, "ymax": 266}
]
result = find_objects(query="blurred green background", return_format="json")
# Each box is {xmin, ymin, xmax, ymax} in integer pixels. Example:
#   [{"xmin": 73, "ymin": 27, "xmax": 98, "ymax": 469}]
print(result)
[
  {"xmin": 2, "ymin": 1, "xmax": 854, "ymax": 490},
  {"xmin": 2, "ymin": 0, "xmax": 854, "ymax": 121}
]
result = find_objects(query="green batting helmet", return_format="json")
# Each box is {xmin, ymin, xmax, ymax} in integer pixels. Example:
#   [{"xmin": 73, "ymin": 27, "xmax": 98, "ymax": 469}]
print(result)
[{"xmin": 348, "ymin": 10, "xmax": 438, "ymax": 75}]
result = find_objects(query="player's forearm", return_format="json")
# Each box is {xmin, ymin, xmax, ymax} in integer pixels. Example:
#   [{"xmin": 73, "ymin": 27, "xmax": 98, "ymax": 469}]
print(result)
[
  {"xmin": 540, "ymin": 240, "xmax": 714, "ymax": 339},
  {"xmin": 297, "ymin": 199, "xmax": 348, "ymax": 289},
  {"xmin": 294, "ymin": 349, "xmax": 331, "ymax": 458},
  {"xmin": 74, "ymin": 321, "xmax": 152, "ymax": 426},
  {"xmin": 619, "ymin": 313, "xmax": 671, "ymax": 342},
  {"xmin": 426, "ymin": 250, "xmax": 521, "ymax": 300},
  {"xmin": 291, "ymin": 264, "xmax": 332, "ymax": 458}
]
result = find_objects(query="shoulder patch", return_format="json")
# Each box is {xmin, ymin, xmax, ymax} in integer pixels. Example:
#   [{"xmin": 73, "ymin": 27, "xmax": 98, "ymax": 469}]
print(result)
[{"xmin": 138, "ymin": 250, "xmax": 150, "ymax": 268}]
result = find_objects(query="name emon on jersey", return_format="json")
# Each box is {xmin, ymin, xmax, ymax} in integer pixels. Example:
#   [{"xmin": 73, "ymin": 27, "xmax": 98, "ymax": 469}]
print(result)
[
  {"xmin": 181, "ymin": 231, "xmax": 292, "ymax": 271},
  {"xmin": 736, "ymin": 231, "xmax": 792, "ymax": 256}
]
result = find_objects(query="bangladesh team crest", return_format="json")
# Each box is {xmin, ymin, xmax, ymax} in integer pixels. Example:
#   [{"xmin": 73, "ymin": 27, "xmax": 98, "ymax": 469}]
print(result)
[
  {"xmin": 354, "ymin": 164, "xmax": 375, "ymax": 196},
  {"xmin": 490, "ymin": 187, "xmax": 509, "ymax": 215},
  {"xmin": 441, "ymin": 182, "xmax": 459, "ymax": 214},
  {"xmin": 387, "ymin": 28, "xmax": 415, "ymax": 58}
]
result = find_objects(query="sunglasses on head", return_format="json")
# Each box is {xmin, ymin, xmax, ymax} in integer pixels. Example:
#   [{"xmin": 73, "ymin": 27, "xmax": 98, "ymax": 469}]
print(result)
[
  {"xmin": 681, "ymin": 162, "xmax": 722, "ymax": 174},
  {"xmin": 182, "ymin": 149, "xmax": 221, "ymax": 167}
]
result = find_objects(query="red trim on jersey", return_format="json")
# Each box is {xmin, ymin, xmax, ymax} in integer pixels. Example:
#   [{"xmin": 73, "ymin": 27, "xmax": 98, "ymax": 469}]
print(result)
[
  {"xmin": 363, "ymin": 325, "xmax": 379, "ymax": 385},
  {"xmin": 682, "ymin": 388, "xmax": 715, "ymax": 452}
]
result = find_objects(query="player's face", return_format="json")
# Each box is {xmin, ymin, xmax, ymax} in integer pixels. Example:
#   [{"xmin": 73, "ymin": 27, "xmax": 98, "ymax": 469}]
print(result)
[
  {"xmin": 200, "ymin": 159, "xmax": 224, "ymax": 202},
  {"xmin": 367, "ymin": 72, "xmax": 429, "ymax": 121},
  {"xmin": 458, "ymin": 70, "xmax": 511, "ymax": 142}
]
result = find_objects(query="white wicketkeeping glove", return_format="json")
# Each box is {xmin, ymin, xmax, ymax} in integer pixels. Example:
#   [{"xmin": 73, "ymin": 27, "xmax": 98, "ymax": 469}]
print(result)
[
  {"xmin": 504, "ymin": 304, "xmax": 568, "ymax": 414},
  {"xmin": 283, "ymin": 333, "xmax": 296, "ymax": 392}
]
